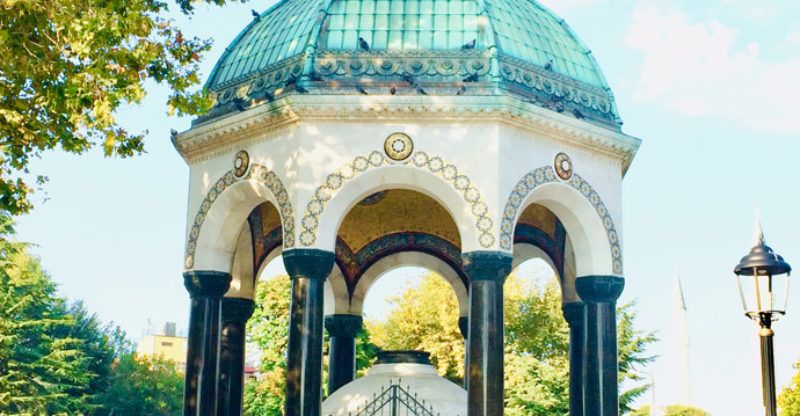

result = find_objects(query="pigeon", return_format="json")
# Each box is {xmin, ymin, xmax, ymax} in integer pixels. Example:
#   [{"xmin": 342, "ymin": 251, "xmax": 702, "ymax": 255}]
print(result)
[
  {"xmin": 170, "ymin": 129, "xmax": 178, "ymax": 141},
  {"xmin": 251, "ymin": 9, "xmax": 261, "ymax": 20},
  {"xmin": 415, "ymin": 85, "xmax": 427, "ymax": 96},
  {"xmin": 308, "ymin": 71, "xmax": 325, "ymax": 82},
  {"xmin": 358, "ymin": 37, "xmax": 370, "ymax": 51},
  {"xmin": 401, "ymin": 73, "xmax": 416, "ymax": 86},
  {"xmin": 572, "ymin": 108, "xmax": 585, "ymax": 119},
  {"xmin": 389, "ymin": 85, "xmax": 397, "ymax": 95},
  {"xmin": 544, "ymin": 59, "xmax": 554, "ymax": 70},
  {"xmin": 262, "ymin": 90, "xmax": 275, "ymax": 101},
  {"xmin": 461, "ymin": 39, "xmax": 477, "ymax": 50},
  {"xmin": 234, "ymin": 97, "xmax": 248, "ymax": 111},
  {"xmin": 295, "ymin": 84, "xmax": 309, "ymax": 94},
  {"xmin": 463, "ymin": 73, "xmax": 479, "ymax": 83},
  {"xmin": 456, "ymin": 85, "xmax": 467, "ymax": 95},
  {"xmin": 356, "ymin": 84, "xmax": 368, "ymax": 95}
]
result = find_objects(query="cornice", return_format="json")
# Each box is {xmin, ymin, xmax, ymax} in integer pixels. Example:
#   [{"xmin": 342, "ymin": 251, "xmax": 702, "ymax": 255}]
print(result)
[{"xmin": 173, "ymin": 94, "xmax": 641, "ymax": 173}]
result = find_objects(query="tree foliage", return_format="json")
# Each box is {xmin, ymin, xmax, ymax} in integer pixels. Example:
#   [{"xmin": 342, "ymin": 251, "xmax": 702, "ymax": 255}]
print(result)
[
  {"xmin": 0, "ymin": 0, "xmax": 244, "ymax": 215},
  {"xmin": 367, "ymin": 275, "xmax": 465, "ymax": 382},
  {"xmin": 95, "ymin": 353, "xmax": 184, "ymax": 416},
  {"xmin": 0, "ymin": 216, "xmax": 183, "ymax": 414},
  {"xmin": 0, "ymin": 237, "xmax": 96, "ymax": 414},
  {"xmin": 780, "ymin": 359, "xmax": 800, "ymax": 416}
]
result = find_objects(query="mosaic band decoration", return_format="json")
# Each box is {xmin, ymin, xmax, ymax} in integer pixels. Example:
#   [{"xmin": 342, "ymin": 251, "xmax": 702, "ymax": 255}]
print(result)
[
  {"xmin": 299, "ymin": 150, "xmax": 496, "ymax": 249},
  {"xmin": 500, "ymin": 167, "xmax": 622, "ymax": 274},
  {"xmin": 184, "ymin": 165, "xmax": 295, "ymax": 270}
]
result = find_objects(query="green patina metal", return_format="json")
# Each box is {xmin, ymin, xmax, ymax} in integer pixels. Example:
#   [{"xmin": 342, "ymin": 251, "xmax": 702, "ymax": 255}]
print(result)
[{"xmin": 204, "ymin": 0, "xmax": 619, "ymax": 127}]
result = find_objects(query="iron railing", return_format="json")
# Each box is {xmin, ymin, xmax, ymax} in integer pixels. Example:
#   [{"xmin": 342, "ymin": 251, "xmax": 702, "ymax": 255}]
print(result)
[{"xmin": 342, "ymin": 379, "xmax": 441, "ymax": 416}]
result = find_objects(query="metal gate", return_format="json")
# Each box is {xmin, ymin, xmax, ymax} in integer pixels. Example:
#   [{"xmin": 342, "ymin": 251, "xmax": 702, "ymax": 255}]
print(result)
[{"xmin": 347, "ymin": 380, "xmax": 438, "ymax": 416}]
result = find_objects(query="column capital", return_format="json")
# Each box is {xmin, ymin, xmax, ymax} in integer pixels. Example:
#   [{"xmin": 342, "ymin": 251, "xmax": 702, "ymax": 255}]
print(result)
[
  {"xmin": 221, "ymin": 297, "xmax": 256, "ymax": 324},
  {"xmin": 561, "ymin": 301, "xmax": 585, "ymax": 327},
  {"xmin": 283, "ymin": 249, "xmax": 335, "ymax": 280},
  {"xmin": 462, "ymin": 251, "xmax": 513, "ymax": 282},
  {"xmin": 183, "ymin": 271, "xmax": 231, "ymax": 298},
  {"xmin": 575, "ymin": 275, "xmax": 624, "ymax": 303},
  {"xmin": 324, "ymin": 314, "xmax": 363, "ymax": 338}
]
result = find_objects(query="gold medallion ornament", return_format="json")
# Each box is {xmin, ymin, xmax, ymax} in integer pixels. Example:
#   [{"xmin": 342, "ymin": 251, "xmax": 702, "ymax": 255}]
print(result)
[
  {"xmin": 233, "ymin": 150, "xmax": 250, "ymax": 177},
  {"xmin": 384, "ymin": 133, "xmax": 414, "ymax": 161},
  {"xmin": 554, "ymin": 153, "xmax": 573, "ymax": 180}
]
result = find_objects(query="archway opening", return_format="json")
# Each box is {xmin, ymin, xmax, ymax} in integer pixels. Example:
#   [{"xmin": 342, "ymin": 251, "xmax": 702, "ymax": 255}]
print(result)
[
  {"xmin": 504, "ymin": 256, "xmax": 571, "ymax": 414},
  {"xmin": 362, "ymin": 265, "xmax": 466, "ymax": 383}
]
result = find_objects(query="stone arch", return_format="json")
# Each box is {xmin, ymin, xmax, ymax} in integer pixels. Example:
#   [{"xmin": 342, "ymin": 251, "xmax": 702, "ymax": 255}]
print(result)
[
  {"xmin": 350, "ymin": 251, "xmax": 469, "ymax": 317},
  {"xmin": 185, "ymin": 165, "xmax": 295, "ymax": 272},
  {"xmin": 501, "ymin": 167, "xmax": 621, "ymax": 276},
  {"xmin": 299, "ymin": 150, "xmax": 496, "ymax": 252}
]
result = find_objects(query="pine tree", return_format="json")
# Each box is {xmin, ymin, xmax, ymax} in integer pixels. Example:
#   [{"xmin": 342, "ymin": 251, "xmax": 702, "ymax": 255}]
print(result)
[{"xmin": 0, "ymin": 232, "xmax": 95, "ymax": 413}]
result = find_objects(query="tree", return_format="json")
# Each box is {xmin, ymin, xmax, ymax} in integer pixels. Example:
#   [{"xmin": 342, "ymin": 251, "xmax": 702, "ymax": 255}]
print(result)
[
  {"xmin": 662, "ymin": 405, "xmax": 711, "ymax": 415},
  {"xmin": 0, "ymin": 237, "xmax": 96, "ymax": 414},
  {"xmin": 0, "ymin": 0, "xmax": 247, "ymax": 215},
  {"xmin": 243, "ymin": 275, "xmax": 292, "ymax": 416},
  {"xmin": 0, "ymin": 216, "xmax": 184, "ymax": 414},
  {"xmin": 95, "ymin": 353, "xmax": 184, "ymax": 416},
  {"xmin": 780, "ymin": 359, "xmax": 800, "ymax": 416},
  {"xmin": 367, "ymin": 275, "xmax": 465, "ymax": 382}
]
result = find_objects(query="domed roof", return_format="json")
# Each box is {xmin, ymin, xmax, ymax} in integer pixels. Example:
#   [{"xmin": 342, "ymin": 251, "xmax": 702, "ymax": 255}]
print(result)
[{"xmin": 204, "ymin": 0, "xmax": 621, "ymax": 128}]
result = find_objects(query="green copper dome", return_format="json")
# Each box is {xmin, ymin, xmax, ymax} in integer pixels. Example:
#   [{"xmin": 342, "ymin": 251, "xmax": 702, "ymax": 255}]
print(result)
[{"xmin": 205, "ymin": 0, "xmax": 620, "ymax": 127}]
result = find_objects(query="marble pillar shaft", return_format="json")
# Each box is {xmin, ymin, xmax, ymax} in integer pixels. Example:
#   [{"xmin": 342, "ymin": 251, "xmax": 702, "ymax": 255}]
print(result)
[
  {"xmin": 576, "ymin": 275, "xmax": 624, "ymax": 416},
  {"xmin": 463, "ymin": 252, "xmax": 512, "ymax": 416},
  {"xmin": 218, "ymin": 298, "xmax": 255, "ymax": 416},
  {"xmin": 325, "ymin": 314, "xmax": 363, "ymax": 394},
  {"xmin": 562, "ymin": 301, "xmax": 585, "ymax": 416},
  {"xmin": 283, "ymin": 250, "xmax": 335, "ymax": 416},
  {"xmin": 183, "ymin": 271, "xmax": 232, "ymax": 416}
]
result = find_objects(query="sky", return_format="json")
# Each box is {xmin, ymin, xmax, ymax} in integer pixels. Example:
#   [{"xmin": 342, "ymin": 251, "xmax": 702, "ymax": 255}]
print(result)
[{"xmin": 13, "ymin": 0, "xmax": 800, "ymax": 414}]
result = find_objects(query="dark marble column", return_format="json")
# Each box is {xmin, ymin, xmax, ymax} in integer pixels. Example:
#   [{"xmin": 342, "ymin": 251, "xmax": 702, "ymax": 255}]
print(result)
[
  {"xmin": 575, "ymin": 275, "xmax": 624, "ymax": 416},
  {"xmin": 463, "ymin": 251, "xmax": 513, "ymax": 416},
  {"xmin": 283, "ymin": 249, "xmax": 335, "ymax": 416},
  {"xmin": 183, "ymin": 271, "xmax": 231, "ymax": 416},
  {"xmin": 562, "ymin": 301, "xmax": 586, "ymax": 416},
  {"xmin": 217, "ymin": 298, "xmax": 256, "ymax": 416},
  {"xmin": 324, "ymin": 314, "xmax": 363, "ymax": 395},
  {"xmin": 458, "ymin": 316, "xmax": 469, "ymax": 388}
]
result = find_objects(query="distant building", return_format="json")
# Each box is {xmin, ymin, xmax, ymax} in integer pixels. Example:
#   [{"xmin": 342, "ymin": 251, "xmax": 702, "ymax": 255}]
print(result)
[{"xmin": 137, "ymin": 322, "xmax": 188, "ymax": 372}]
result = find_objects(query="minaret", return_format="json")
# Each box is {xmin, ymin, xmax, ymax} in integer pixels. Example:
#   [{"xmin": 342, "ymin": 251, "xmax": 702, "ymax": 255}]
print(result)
[{"xmin": 672, "ymin": 268, "xmax": 691, "ymax": 405}]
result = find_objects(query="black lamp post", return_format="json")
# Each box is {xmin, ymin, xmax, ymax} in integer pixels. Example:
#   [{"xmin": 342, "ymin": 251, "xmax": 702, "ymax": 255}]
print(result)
[{"xmin": 734, "ymin": 224, "xmax": 792, "ymax": 416}]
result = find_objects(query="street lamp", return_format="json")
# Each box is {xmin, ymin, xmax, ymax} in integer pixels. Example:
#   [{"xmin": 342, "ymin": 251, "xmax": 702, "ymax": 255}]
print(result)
[{"xmin": 734, "ymin": 223, "xmax": 792, "ymax": 416}]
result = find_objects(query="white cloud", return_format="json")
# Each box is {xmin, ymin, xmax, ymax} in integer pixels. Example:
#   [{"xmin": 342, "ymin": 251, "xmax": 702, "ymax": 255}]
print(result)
[
  {"xmin": 624, "ymin": 4, "xmax": 800, "ymax": 136},
  {"xmin": 789, "ymin": 29, "xmax": 800, "ymax": 45}
]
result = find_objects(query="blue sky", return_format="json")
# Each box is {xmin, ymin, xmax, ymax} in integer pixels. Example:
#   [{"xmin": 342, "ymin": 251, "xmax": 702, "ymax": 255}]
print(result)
[{"xmin": 14, "ymin": 0, "xmax": 800, "ymax": 414}]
